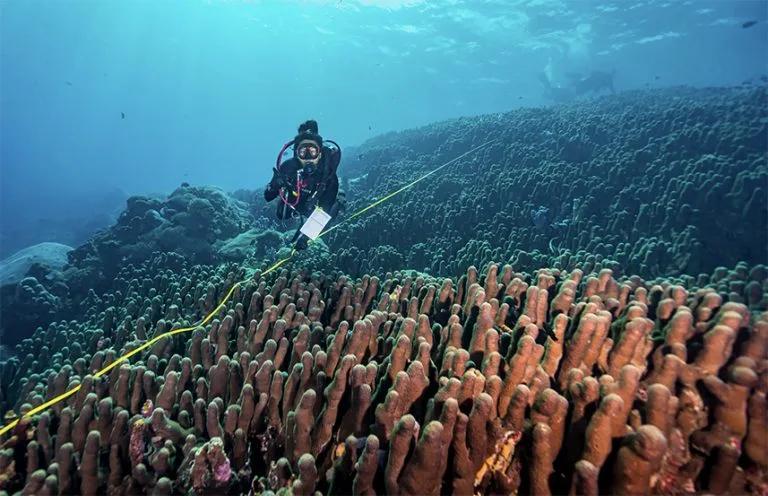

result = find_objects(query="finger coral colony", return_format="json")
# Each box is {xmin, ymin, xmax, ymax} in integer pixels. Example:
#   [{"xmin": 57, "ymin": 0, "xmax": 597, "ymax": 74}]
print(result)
[{"xmin": 0, "ymin": 85, "xmax": 766, "ymax": 495}]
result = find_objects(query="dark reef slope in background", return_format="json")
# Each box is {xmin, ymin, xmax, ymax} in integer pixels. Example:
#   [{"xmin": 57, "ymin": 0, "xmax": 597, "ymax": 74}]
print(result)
[
  {"xmin": 1, "ymin": 84, "xmax": 766, "ymax": 345},
  {"xmin": 0, "ymin": 85, "xmax": 767, "ymax": 496},
  {"xmin": 326, "ymin": 84, "xmax": 767, "ymax": 280}
]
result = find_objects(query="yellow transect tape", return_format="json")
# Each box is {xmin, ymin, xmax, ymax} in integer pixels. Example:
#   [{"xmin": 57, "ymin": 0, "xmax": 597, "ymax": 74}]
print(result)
[{"xmin": 0, "ymin": 138, "xmax": 496, "ymax": 437}]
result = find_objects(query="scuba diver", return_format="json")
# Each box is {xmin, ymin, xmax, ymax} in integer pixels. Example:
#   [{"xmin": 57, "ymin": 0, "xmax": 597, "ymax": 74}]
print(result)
[{"xmin": 264, "ymin": 119, "xmax": 343, "ymax": 250}]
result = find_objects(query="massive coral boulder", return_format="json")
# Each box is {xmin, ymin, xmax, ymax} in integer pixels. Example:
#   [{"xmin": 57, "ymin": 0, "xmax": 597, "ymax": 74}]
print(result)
[
  {"xmin": 0, "ymin": 243, "xmax": 73, "ymax": 345},
  {"xmin": 0, "ymin": 242, "xmax": 73, "ymax": 287},
  {"xmin": 63, "ymin": 185, "xmax": 262, "ymax": 297}
]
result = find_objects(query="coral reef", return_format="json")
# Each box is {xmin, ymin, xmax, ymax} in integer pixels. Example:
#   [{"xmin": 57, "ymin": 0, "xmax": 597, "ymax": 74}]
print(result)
[
  {"xmin": 0, "ymin": 84, "xmax": 766, "ymax": 495},
  {"xmin": 0, "ymin": 242, "xmax": 73, "ymax": 287},
  {"xmin": 0, "ymin": 253, "xmax": 767, "ymax": 495},
  {"xmin": 5, "ymin": 86, "xmax": 765, "ymax": 344},
  {"xmin": 67, "ymin": 185, "xmax": 254, "ymax": 272},
  {"xmin": 332, "ymin": 85, "xmax": 767, "ymax": 280}
]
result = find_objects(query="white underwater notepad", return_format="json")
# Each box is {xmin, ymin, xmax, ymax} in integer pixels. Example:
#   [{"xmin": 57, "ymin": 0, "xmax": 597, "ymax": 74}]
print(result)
[{"xmin": 300, "ymin": 208, "xmax": 332, "ymax": 240}]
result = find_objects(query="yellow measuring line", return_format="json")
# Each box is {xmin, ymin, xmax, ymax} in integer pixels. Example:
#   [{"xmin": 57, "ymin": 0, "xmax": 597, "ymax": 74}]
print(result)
[
  {"xmin": 317, "ymin": 139, "xmax": 496, "ymax": 239},
  {"xmin": 0, "ymin": 138, "xmax": 495, "ymax": 437}
]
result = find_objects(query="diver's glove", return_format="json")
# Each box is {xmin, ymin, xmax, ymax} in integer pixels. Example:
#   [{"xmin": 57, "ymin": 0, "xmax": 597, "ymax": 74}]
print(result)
[
  {"xmin": 294, "ymin": 235, "xmax": 309, "ymax": 251},
  {"xmin": 268, "ymin": 167, "xmax": 292, "ymax": 191}
]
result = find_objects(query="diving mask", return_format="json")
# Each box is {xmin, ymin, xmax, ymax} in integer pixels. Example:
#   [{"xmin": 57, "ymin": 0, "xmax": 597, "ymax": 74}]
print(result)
[{"xmin": 297, "ymin": 143, "xmax": 320, "ymax": 160}]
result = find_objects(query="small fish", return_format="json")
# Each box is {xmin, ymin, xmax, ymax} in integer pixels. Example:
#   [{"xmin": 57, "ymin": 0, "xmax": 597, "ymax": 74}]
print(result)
[
  {"xmin": 368, "ymin": 125, "xmax": 372, "ymax": 130},
  {"xmin": 742, "ymin": 20, "xmax": 758, "ymax": 28},
  {"xmin": 390, "ymin": 284, "xmax": 402, "ymax": 300},
  {"xmin": 654, "ymin": 75, "xmax": 660, "ymax": 80},
  {"xmin": 121, "ymin": 112, "xmax": 125, "ymax": 119}
]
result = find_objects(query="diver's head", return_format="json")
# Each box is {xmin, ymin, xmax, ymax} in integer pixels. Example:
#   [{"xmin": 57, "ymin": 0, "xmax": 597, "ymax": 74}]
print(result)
[
  {"xmin": 296, "ymin": 138, "xmax": 322, "ymax": 171},
  {"xmin": 294, "ymin": 120, "xmax": 323, "ymax": 173}
]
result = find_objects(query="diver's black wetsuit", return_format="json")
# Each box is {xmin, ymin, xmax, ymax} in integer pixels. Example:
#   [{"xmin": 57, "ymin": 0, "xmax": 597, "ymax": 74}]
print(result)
[{"xmin": 264, "ymin": 145, "xmax": 340, "ymax": 220}]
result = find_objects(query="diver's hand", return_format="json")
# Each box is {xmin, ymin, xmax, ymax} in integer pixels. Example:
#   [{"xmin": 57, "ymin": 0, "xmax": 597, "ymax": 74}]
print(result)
[
  {"xmin": 268, "ymin": 167, "xmax": 281, "ymax": 190},
  {"xmin": 269, "ymin": 167, "xmax": 292, "ymax": 191},
  {"xmin": 305, "ymin": 197, "xmax": 319, "ymax": 212},
  {"xmin": 295, "ymin": 235, "xmax": 309, "ymax": 251}
]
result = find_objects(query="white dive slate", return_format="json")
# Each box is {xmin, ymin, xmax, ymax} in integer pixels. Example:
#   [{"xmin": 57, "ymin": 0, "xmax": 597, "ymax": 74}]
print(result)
[{"xmin": 300, "ymin": 208, "xmax": 332, "ymax": 240}]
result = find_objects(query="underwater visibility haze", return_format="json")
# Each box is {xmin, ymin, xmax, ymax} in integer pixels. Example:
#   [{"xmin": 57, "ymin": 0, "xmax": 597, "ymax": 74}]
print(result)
[
  {"xmin": 1, "ymin": 0, "xmax": 766, "ymax": 255},
  {"xmin": 0, "ymin": 0, "xmax": 767, "ymax": 494}
]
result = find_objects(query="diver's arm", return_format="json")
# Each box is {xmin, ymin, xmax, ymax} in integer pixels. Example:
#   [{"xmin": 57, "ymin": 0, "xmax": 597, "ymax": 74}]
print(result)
[
  {"xmin": 264, "ymin": 163, "xmax": 295, "ymax": 202},
  {"xmin": 264, "ymin": 182, "xmax": 279, "ymax": 202},
  {"xmin": 318, "ymin": 174, "xmax": 339, "ymax": 212}
]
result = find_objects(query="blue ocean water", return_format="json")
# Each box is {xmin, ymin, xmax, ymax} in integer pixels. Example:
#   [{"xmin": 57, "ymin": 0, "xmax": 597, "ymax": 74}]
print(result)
[
  {"xmin": 0, "ymin": 3, "xmax": 767, "ymax": 492},
  {"xmin": 0, "ymin": 0, "xmax": 765, "ymax": 258}
]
